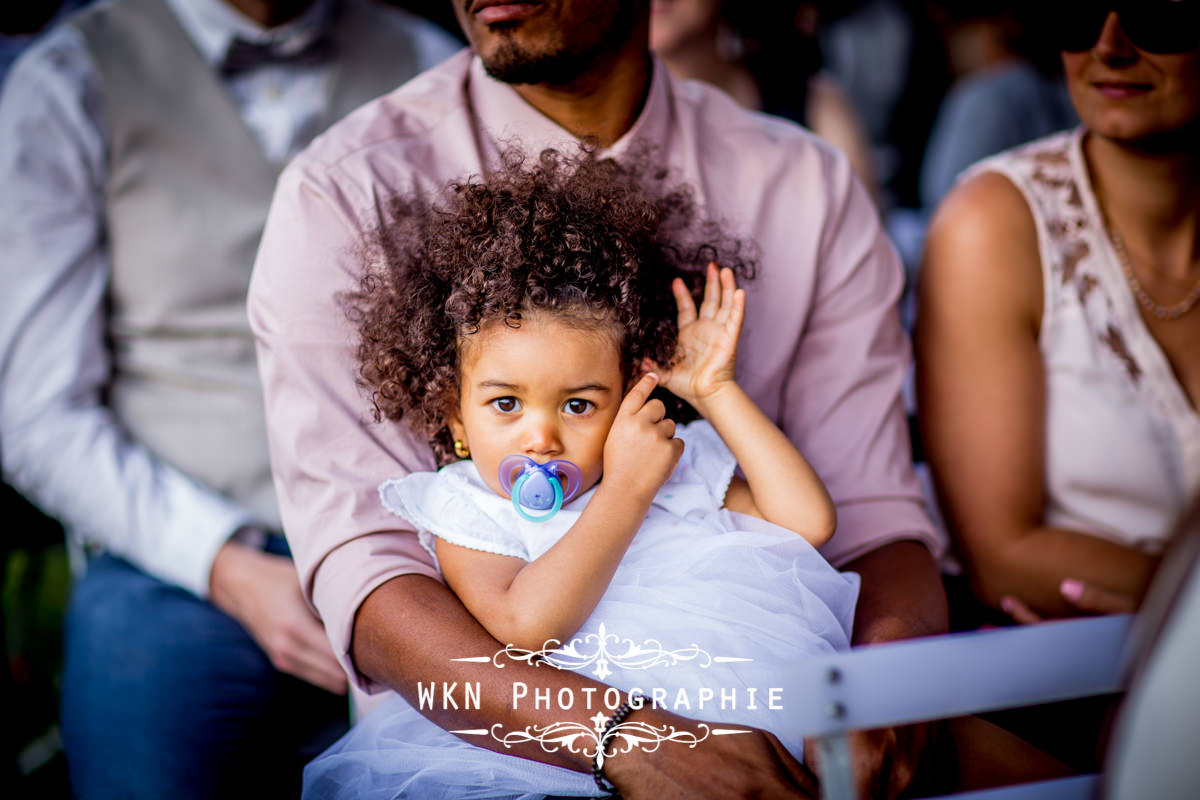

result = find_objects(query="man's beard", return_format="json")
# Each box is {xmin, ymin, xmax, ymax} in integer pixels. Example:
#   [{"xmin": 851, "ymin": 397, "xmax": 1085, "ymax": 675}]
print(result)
[
  {"xmin": 482, "ymin": 33, "xmax": 595, "ymax": 85},
  {"xmin": 479, "ymin": 1, "xmax": 641, "ymax": 86}
]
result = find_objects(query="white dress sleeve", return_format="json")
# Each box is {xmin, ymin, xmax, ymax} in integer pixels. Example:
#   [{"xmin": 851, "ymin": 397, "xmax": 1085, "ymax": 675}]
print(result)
[
  {"xmin": 651, "ymin": 420, "xmax": 738, "ymax": 517},
  {"xmin": 378, "ymin": 463, "xmax": 531, "ymax": 566}
]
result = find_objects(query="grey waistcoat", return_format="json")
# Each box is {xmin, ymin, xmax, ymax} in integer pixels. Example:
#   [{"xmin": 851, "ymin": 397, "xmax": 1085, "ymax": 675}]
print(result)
[{"xmin": 72, "ymin": 0, "xmax": 421, "ymax": 527}]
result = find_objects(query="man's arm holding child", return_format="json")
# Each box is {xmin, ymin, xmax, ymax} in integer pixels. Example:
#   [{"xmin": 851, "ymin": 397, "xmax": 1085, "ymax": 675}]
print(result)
[{"xmin": 354, "ymin": 574, "xmax": 819, "ymax": 797}]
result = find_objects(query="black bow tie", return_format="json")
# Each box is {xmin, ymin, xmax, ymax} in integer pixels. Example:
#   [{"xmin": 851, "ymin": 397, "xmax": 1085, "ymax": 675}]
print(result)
[{"xmin": 219, "ymin": 34, "xmax": 334, "ymax": 77}]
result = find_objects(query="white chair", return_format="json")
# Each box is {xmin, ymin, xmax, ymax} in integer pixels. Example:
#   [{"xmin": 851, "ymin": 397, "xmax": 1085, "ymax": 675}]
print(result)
[
  {"xmin": 794, "ymin": 520, "xmax": 1200, "ymax": 799},
  {"xmin": 793, "ymin": 614, "xmax": 1131, "ymax": 800}
]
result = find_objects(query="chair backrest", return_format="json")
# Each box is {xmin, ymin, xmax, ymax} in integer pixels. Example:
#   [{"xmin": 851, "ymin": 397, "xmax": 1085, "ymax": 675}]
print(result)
[
  {"xmin": 1102, "ymin": 506, "xmax": 1200, "ymax": 800},
  {"xmin": 801, "ymin": 498, "xmax": 1200, "ymax": 800},
  {"xmin": 793, "ymin": 615, "xmax": 1132, "ymax": 800}
]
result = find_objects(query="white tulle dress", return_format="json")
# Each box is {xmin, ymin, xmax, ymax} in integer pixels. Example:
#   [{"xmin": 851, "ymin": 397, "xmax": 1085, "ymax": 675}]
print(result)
[{"xmin": 303, "ymin": 421, "xmax": 860, "ymax": 799}]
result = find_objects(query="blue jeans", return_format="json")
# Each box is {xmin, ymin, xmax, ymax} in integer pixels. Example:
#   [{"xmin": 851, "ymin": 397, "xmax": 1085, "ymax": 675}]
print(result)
[{"xmin": 61, "ymin": 554, "xmax": 348, "ymax": 800}]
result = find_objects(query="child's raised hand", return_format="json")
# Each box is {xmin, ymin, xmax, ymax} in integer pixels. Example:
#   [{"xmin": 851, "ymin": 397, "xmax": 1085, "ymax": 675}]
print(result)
[
  {"xmin": 660, "ymin": 263, "xmax": 746, "ymax": 410},
  {"xmin": 602, "ymin": 373, "xmax": 684, "ymax": 504}
]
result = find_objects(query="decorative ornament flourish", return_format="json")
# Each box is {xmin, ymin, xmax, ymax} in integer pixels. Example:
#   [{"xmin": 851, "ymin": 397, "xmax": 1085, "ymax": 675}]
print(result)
[
  {"xmin": 491, "ymin": 623, "xmax": 721, "ymax": 680},
  {"xmin": 490, "ymin": 718, "xmax": 714, "ymax": 759}
]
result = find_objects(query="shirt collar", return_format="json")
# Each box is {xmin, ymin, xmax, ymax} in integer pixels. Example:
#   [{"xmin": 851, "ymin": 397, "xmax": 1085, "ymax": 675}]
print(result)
[
  {"xmin": 465, "ymin": 53, "xmax": 673, "ymax": 163},
  {"xmin": 164, "ymin": 0, "xmax": 336, "ymax": 68}
]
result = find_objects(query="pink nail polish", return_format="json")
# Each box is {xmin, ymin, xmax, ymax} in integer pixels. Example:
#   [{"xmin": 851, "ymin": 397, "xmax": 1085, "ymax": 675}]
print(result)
[{"xmin": 1061, "ymin": 579, "xmax": 1084, "ymax": 601}]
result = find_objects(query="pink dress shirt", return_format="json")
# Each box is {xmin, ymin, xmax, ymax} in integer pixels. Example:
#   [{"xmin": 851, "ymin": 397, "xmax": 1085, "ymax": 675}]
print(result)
[{"xmin": 249, "ymin": 51, "xmax": 942, "ymax": 690}]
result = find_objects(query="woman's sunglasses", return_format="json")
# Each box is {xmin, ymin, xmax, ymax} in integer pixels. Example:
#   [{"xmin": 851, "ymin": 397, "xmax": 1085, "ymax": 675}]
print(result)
[{"xmin": 1055, "ymin": 1, "xmax": 1200, "ymax": 54}]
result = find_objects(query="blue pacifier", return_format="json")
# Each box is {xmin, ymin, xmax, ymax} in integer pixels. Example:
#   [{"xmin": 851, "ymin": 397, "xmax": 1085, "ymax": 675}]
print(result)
[{"xmin": 498, "ymin": 456, "xmax": 584, "ymax": 522}]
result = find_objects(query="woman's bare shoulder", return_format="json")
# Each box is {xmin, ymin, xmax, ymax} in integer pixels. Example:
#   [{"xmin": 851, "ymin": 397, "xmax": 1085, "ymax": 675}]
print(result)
[
  {"xmin": 929, "ymin": 170, "xmax": 1036, "ymax": 253},
  {"xmin": 921, "ymin": 170, "xmax": 1044, "ymax": 326}
]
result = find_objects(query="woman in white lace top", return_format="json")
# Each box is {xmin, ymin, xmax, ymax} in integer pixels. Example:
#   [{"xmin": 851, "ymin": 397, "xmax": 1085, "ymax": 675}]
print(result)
[{"xmin": 917, "ymin": 5, "xmax": 1200, "ymax": 622}]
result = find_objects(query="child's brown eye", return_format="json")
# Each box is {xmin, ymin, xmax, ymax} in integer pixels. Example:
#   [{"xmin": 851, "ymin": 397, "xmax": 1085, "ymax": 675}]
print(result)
[
  {"xmin": 564, "ymin": 399, "xmax": 594, "ymax": 415},
  {"xmin": 491, "ymin": 397, "xmax": 521, "ymax": 413}
]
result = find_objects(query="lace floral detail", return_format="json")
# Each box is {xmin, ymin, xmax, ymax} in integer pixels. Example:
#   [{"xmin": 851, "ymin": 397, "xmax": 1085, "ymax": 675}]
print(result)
[
  {"xmin": 1061, "ymin": 240, "xmax": 1090, "ymax": 285},
  {"xmin": 1032, "ymin": 149, "xmax": 1069, "ymax": 167},
  {"xmin": 1047, "ymin": 217, "xmax": 1088, "ymax": 239},
  {"xmin": 1031, "ymin": 168, "xmax": 1083, "ymax": 209},
  {"xmin": 1099, "ymin": 324, "xmax": 1143, "ymax": 383},
  {"xmin": 1028, "ymin": 143, "xmax": 1098, "ymax": 305},
  {"xmin": 1077, "ymin": 274, "xmax": 1099, "ymax": 305},
  {"xmin": 1016, "ymin": 135, "xmax": 1145, "ymax": 386}
]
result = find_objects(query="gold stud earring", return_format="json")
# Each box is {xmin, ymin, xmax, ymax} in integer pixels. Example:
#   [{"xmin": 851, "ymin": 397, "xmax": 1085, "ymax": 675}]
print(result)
[{"xmin": 453, "ymin": 440, "xmax": 470, "ymax": 458}]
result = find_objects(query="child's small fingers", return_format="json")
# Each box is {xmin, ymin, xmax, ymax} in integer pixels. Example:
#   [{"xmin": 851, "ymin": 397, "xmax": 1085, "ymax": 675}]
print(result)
[
  {"xmin": 669, "ymin": 436, "xmax": 685, "ymax": 463},
  {"xmin": 638, "ymin": 397, "xmax": 668, "ymax": 424},
  {"xmin": 698, "ymin": 262, "xmax": 720, "ymax": 319},
  {"xmin": 726, "ymin": 288, "xmax": 746, "ymax": 335},
  {"xmin": 715, "ymin": 267, "xmax": 737, "ymax": 322},
  {"xmin": 672, "ymin": 277, "xmax": 697, "ymax": 325},
  {"xmin": 619, "ymin": 372, "xmax": 659, "ymax": 415}
]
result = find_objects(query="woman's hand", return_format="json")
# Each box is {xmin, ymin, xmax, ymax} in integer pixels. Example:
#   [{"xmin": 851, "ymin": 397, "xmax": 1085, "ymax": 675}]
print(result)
[
  {"xmin": 602, "ymin": 372, "xmax": 684, "ymax": 505},
  {"xmin": 660, "ymin": 262, "xmax": 746, "ymax": 411},
  {"xmin": 1000, "ymin": 578, "xmax": 1139, "ymax": 624}
]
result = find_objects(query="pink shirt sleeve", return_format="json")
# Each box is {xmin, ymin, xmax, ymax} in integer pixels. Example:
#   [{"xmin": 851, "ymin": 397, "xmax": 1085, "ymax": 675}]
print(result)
[
  {"xmin": 793, "ymin": 155, "xmax": 941, "ymax": 567},
  {"xmin": 249, "ymin": 161, "xmax": 441, "ymax": 689}
]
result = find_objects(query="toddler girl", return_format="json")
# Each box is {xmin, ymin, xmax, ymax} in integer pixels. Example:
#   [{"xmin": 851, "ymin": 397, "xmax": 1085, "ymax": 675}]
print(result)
[{"xmin": 306, "ymin": 148, "xmax": 859, "ymax": 799}]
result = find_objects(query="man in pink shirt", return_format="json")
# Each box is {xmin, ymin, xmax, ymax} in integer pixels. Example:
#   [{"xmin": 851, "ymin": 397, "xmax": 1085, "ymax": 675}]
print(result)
[{"xmin": 250, "ymin": 1, "xmax": 947, "ymax": 795}]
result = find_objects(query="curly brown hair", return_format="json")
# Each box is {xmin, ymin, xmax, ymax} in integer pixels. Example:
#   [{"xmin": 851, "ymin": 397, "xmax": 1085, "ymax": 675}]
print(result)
[{"xmin": 344, "ymin": 144, "xmax": 756, "ymax": 464}]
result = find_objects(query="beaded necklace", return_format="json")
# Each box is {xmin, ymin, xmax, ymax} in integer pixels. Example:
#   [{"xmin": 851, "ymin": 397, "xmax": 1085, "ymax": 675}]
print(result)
[{"xmin": 1105, "ymin": 219, "xmax": 1200, "ymax": 321}]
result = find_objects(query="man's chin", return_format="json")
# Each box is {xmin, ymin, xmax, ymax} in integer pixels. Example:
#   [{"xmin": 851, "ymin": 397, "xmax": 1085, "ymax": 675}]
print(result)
[
  {"xmin": 480, "ymin": 57, "xmax": 550, "ymax": 86},
  {"xmin": 479, "ymin": 43, "xmax": 583, "ymax": 86}
]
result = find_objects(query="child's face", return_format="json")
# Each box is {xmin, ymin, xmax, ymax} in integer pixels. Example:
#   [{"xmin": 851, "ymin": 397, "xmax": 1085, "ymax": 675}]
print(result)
[{"xmin": 448, "ymin": 312, "xmax": 625, "ymax": 499}]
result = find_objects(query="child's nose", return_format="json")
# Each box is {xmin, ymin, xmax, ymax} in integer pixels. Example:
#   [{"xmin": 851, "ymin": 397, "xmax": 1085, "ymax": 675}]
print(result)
[{"xmin": 522, "ymin": 415, "xmax": 562, "ymax": 457}]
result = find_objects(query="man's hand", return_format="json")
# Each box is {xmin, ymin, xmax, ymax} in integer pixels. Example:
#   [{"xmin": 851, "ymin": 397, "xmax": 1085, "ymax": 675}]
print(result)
[
  {"xmin": 835, "ymin": 541, "xmax": 948, "ymax": 796},
  {"xmin": 804, "ymin": 725, "xmax": 930, "ymax": 800},
  {"xmin": 210, "ymin": 540, "xmax": 348, "ymax": 694},
  {"xmin": 606, "ymin": 713, "xmax": 818, "ymax": 799}
]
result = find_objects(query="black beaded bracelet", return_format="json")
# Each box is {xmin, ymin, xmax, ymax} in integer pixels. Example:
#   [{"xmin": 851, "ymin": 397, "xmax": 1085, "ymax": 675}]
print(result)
[{"xmin": 591, "ymin": 696, "xmax": 641, "ymax": 797}]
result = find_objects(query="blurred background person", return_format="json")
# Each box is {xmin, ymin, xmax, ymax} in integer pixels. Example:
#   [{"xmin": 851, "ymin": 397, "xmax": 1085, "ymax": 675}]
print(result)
[
  {"xmin": 866, "ymin": 1, "xmax": 1075, "ymax": 325},
  {"xmin": 919, "ymin": 0, "xmax": 1197, "ymax": 632},
  {"xmin": 0, "ymin": 1, "xmax": 90, "ymax": 85},
  {"xmin": 651, "ymin": 0, "xmax": 880, "ymax": 207},
  {"xmin": 2, "ymin": 7, "xmax": 94, "ymax": 792},
  {"xmin": 822, "ymin": 0, "xmax": 951, "ymax": 215},
  {"xmin": 917, "ymin": 1, "xmax": 1200, "ymax": 767},
  {"xmin": 0, "ymin": 0, "xmax": 458, "ymax": 797},
  {"xmin": 919, "ymin": 0, "xmax": 1077, "ymax": 212}
]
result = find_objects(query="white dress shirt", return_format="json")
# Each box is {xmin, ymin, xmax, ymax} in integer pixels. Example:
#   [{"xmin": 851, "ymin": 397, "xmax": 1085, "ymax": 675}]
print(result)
[{"xmin": 0, "ymin": 0, "xmax": 461, "ymax": 596}]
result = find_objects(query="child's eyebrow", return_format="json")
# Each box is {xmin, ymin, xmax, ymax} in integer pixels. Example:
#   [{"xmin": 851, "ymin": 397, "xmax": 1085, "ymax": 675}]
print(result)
[
  {"xmin": 563, "ymin": 383, "xmax": 612, "ymax": 394},
  {"xmin": 476, "ymin": 380, "xmax": 521, "ymax": 391}
]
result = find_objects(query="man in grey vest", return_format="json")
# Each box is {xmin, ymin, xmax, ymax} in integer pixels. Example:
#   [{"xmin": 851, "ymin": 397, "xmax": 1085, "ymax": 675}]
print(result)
[{"xmin": 0, "ymin": 0, "xmax": 459, "ymax": 796}]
